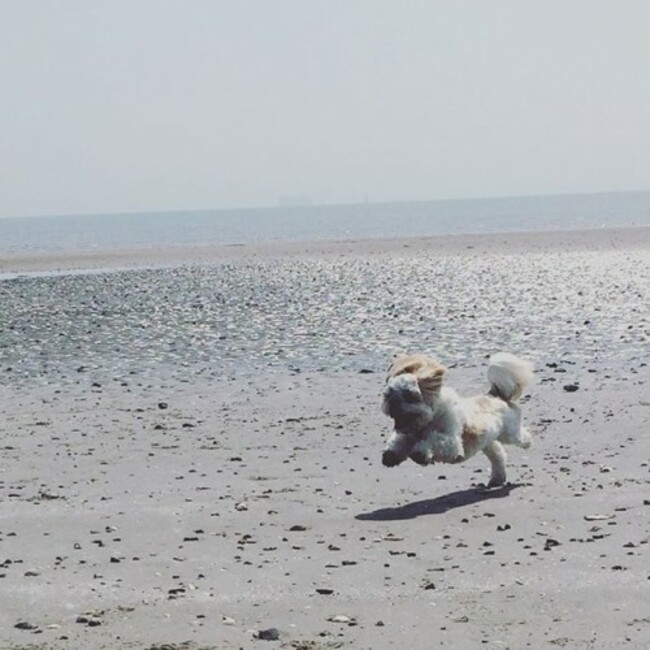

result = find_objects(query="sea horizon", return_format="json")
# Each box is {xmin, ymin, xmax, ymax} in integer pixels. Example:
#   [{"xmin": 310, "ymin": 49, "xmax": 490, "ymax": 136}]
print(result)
[{"xmin": 1, "ymin": 189, "xmax": 649, "ymax": 256}]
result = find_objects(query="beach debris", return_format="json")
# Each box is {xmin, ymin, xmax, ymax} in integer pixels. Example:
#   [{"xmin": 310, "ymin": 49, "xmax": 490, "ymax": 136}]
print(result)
[
  {"xmin": 28, "ymin": 489, "xmax": 65, "ymax": 502},
  {"xmin": 167, "ymin": 587, "xmax": 186, "ymax": 599},
  {"xmin": 76, "ymin": 613, "xmax": 102, "ymax": 626},
  {"xmin": 584, "ymin": 514, "xmax": 615, "ymax": 521},
  {"xmin": 234, "ymin": 502, "xmax": 248, "ymax": 511},
  {"xmin": 563, "ymin": 384, "xmax": 580, "ymax": 392},
  {"xmin": 14, "ymin": 621, "xmax": 39, "ymax": 631},
  {"xmin": 327, "ymin": 615, "xmax": 354, "ymax": 624},
  {"xmin": 544, "ymin": 538, "xmax": 561, "ymax": 550},
  {"xmin": 256, "ymin": 627, "xmax": 281, "ymax": 641},
  {"xmin": 315, "ymin": 587, "xmax": 334, "ymax": 595},
  {"xmin": 222, "ymin": 616, "xmax": 236, "ymax": 625}
]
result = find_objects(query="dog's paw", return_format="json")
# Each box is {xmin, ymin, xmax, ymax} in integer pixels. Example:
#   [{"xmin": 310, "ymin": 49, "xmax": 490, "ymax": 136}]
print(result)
[
  {"xmin": 486, "ymin": 475, "xmax": 507, "ymax": 489},
  {"xmin": 382, "ymin": 450, "xmax": 402, "ymax": 467},
  {"xmin": 518, "ymin": 428, "xmax": 533, "ymax": 449},
  {"xmin": 520, "ymin": 434, "xmax": 533, "ymax": 449},
  {"xmin": 409, "ymin": 451, "xmax": 431, "ymax": 466}
]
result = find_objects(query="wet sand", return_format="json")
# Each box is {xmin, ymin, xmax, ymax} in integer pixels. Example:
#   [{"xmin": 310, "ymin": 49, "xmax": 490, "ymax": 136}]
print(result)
[
  {"xmin": 1, "ymin": 227, "xmax": 649, "ymax": 649},
  {"xmin": 2, "ymin": 226, "xmax": 649, "ymax": 275}
]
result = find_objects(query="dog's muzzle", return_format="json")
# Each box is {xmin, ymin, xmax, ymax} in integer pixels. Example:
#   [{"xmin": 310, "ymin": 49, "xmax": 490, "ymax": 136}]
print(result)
[
  {"xmin": 385, "ymin": 396, "xmax": 412, "ymax": 433},
  {"xmin": 385, "ymin": 395, "xmax": 427, "ymax": 438},
  {"xmin": 386, "ymin": 398, "xmax": 404, "ymax": 422}
]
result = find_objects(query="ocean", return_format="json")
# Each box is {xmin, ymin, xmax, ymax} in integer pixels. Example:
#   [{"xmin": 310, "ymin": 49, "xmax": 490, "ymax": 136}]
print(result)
[{"xmin": 1, "ymin": 191, "xmax": 649, "ymax": 255}]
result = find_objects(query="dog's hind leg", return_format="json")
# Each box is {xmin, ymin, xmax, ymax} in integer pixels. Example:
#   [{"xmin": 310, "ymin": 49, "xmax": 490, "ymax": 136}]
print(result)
[
  {"xmin": 499, "ymin": 425, "xmax": 532, "ymax": 449},
  {"xmin": 498, "ymin": 404, "xmax": 532, "ymax": 449},
  {"xmin": 484, "ymin": 441, "xmax": 507, "ymax": 488},
  {"xmin": 516, "ymin": 426, "xmax": 532, "ymax": 449}
]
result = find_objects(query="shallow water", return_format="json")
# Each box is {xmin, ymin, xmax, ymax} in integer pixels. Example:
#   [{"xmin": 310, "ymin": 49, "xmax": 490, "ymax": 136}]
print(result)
[
  {"xmin": 1, "ymin": 191, "xmax": 649, "ymax": 254},
  {"xmin": 1, "ymin": 248, "xmax": 647, "ymax": 387}
]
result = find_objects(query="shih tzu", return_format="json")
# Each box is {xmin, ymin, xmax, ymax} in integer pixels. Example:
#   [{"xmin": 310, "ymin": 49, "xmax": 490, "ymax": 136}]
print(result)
[{"xmin": 381, "ymin": 352, "xmax": 534, "ymax": 487}]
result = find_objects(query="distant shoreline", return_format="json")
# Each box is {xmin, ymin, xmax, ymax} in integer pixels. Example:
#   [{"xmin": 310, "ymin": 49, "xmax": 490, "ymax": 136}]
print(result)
[
  {"xmin": 2, "ymin": 188, "xmax": 650, "ymax": 222},
  {"xmin": 1, "ymin": 225, "xmax": 648, "ymax": 277}
]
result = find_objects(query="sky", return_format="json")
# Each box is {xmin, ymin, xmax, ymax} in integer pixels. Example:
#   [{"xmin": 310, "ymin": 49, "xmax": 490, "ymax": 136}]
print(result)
[{"xmin": 1, "ymin": 1, "xmax": 650, "ymax": 218}]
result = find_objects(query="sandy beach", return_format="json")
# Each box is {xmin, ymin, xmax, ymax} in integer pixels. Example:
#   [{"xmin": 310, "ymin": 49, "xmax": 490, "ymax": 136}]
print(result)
[
  {"xmin": 1, "ymin": 227, "xmax": 649, "ymax": 276},
  {"xmin": 1, "ymin": 227, "xmax": 649, "ymax": 649}
]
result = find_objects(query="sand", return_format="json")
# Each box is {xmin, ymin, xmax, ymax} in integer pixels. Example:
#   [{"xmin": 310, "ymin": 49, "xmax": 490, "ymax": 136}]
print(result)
[
  {"xmin": 1, "ymin": 227, "xmax": 649, "ymax": 649},
  {"xmin": 2, "ymin": 226, "xmax": 649, "ymax": 275}
]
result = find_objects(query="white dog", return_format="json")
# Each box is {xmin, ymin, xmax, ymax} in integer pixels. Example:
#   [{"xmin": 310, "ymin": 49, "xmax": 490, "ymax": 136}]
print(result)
[{"xmin": 381, "ymin": 352, "xmax": 533, "ymax": 487}]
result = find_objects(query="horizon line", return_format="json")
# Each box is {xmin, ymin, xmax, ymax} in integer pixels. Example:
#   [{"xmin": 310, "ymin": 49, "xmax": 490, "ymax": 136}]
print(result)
[{"xmin": 2, "ymin": 187, "xmax": 650, "ymax": 221}]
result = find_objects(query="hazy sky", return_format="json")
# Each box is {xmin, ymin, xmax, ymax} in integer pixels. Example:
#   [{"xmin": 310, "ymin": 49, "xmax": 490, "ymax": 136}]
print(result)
[{"xmin": 2, "ymin": 1, "xmax": 650, "ymax": 218}]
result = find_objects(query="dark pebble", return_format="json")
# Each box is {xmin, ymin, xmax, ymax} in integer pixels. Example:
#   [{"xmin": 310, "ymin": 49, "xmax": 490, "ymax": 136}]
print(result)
[
  {"xmin": 15, "ymin": 621, "xmax": 39, "ymax": 630},
  {"xmin": 257, "ymin": 627, "xmax": 280, "ymax": 641}
]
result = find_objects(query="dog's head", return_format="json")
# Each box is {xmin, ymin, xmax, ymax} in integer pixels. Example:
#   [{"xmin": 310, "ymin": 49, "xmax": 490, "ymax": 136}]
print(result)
[{"xmin": 381, "ymin": 354, "xmax": 446, "ymax": 436}]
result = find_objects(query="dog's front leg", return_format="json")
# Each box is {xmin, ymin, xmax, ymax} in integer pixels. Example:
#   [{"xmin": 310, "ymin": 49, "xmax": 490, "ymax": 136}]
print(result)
[
  {"xmin": 382, "ymin": 431, "xmax": 416, "ymax": 467},
  {"xmin": 409, "ymin": 439, "xmax": 434, "ymax": 466},
  {"xmin": 427, "ymin": 430, "xmax": 465, "ymax": 464}
]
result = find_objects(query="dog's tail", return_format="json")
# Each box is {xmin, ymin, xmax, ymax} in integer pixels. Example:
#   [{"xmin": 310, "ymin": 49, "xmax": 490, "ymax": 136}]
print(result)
[{"xmin": 487, "ymin": 353, "xmax": 533, "ymax": 402}]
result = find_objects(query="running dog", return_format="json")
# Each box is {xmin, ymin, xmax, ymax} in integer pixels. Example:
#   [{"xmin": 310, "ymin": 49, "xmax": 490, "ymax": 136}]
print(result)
[{"xmin": 381, "ymin": 352, "xmax": 533, "ymax": 487}]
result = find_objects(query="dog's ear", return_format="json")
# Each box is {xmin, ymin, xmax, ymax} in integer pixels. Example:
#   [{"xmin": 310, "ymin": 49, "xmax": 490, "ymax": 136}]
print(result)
[
  {"xmin": 387, "ymin": 354, "xmax": 414, "ymax": 379},
  {"xmin": 389, "ymin": 353, "xmax": 439, "ymax": 379},
  {"xmin": 416, "ymin": 361, "xmax": 446, "ymax": 403}
]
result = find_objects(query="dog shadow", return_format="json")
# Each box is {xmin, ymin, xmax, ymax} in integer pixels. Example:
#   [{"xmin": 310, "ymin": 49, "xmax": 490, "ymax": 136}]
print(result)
[{"xmin": 355, "ymin": 484, "xmax": 520, "ymax": 521}]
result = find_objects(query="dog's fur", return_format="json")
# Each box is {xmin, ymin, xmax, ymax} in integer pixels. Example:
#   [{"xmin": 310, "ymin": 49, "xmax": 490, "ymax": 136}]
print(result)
[{"xmin": 381, "ymin": 352, "xmax": 533, "ymax": 487}]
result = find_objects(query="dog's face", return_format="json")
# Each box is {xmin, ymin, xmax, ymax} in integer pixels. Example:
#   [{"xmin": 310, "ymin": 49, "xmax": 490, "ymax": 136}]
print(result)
[
  {"xmin": 382, "ymin": 354, "xmax": 447, "ymax": 430},
  {"xmin": 381, "ymin": 354, "xmax": 446, "ymax": 466}
]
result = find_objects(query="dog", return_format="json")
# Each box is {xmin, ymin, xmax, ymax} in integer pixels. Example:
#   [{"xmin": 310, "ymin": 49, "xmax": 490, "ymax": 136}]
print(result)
[{"xmin": 381, "ymin": 352, "xmax": 533, "ymax": 487}]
